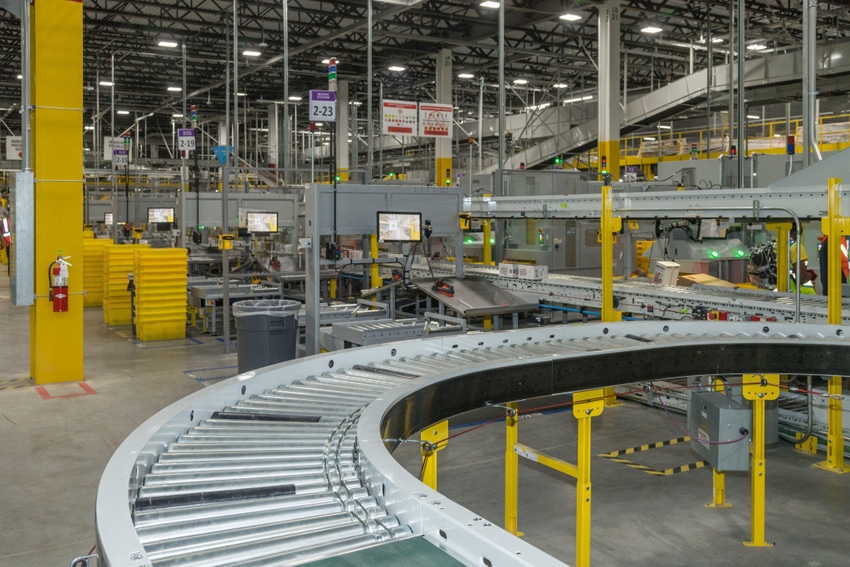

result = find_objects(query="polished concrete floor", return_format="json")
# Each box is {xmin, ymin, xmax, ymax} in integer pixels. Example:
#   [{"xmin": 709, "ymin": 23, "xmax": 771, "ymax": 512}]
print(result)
[{"xmin": 1, "ymin": 267, "xmax": 849, "ymax": 567}]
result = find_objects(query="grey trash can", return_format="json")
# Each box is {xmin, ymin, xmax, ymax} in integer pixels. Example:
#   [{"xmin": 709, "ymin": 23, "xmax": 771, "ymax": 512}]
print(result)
[{"xmin": 233, "ymin": 299, "xmax": 300, "ymax": 373}]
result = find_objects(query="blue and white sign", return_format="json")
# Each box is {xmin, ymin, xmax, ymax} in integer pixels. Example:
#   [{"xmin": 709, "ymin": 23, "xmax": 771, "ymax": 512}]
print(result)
[{"xmin": 309, "ymin": 90, "xmax": 336, "ymax": 122}]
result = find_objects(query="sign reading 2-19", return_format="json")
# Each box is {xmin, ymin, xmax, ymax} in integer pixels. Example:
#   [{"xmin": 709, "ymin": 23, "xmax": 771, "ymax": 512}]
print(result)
[{"xmin": 309, "ymin": 90, "xmax": 337, "ymax": 122}]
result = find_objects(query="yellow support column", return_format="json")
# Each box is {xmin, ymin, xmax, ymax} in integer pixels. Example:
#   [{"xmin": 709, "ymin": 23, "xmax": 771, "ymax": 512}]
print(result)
[
  {"xmin": 504, "ymin": 403, "xmax": 520, "ymax": 535},
  {"xmin": 601, "ymin": 184, "xmax": 623, "ymax": 407},
  {"xmin": 741, "ymin": 373, "xmax": 779, "ymax": 547},
  {"xmin": 815, "ymin": 178, "xmax": 848, "ymax": 474},
  {"xmin": 370, "ymin": 234, "xmax": 382, "ymax": 293},
  {"xmin": 766, "ymin": 222, "xmax": 791, "ymax": 292},
  {"xmin": 573, "ymin": 390, "xmax": 604, "ymax": 567},
  {"xmin": 707, "ymin": 377, "xmax": 732, "ymax": 508},
  {"xmin": 483, "ymin": 219, "xmax": 493, "ymax": 265},
  {"xmin": 30, "ymin": 0, "xmax": 84, "ymax": 384},
  {"xmin": 420, "ymin": 420, "xmax": 448, "ymax": 490}
]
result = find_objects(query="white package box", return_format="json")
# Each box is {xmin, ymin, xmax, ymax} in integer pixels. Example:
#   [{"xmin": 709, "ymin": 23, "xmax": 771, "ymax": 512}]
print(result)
[
  {"xmin": 498, "ymin": 263, "xmax": 518, "ymax": 278},
  {"xmin": 652, "ymin": 261, "xmax": 680, "ymax": 286},
  {"xmin": 516, "ymin": 264, "xmax": 548, "ymax": 281}
]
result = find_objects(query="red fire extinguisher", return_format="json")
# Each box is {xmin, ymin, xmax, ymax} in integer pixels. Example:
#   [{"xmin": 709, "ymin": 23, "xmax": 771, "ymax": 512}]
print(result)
[{"xmin": 49, "ymin": 255, "xmax": 71, "ymax": 312}]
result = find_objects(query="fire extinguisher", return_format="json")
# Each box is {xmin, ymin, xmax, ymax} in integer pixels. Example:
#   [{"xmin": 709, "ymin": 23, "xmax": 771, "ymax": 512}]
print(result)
[{"xmin": 49, "ymin": 255, "xmax": 71, "ymax": 312}]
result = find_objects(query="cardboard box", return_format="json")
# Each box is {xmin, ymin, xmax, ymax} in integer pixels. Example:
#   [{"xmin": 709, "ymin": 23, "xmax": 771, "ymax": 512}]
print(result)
[
  {"xmin": 516, "ymin": 264, "xmax": 548, "ymax": 281},
  {"xmin": 677, "ymin": 273, "xmax": 737, "ymax": 288},
  {"xmin": 651, "ymin": 261, "xmax": 680, "ymax": 286},
  {"xmin": 498, "ymin": 263, "xmax": 518, "ymax": 278}
]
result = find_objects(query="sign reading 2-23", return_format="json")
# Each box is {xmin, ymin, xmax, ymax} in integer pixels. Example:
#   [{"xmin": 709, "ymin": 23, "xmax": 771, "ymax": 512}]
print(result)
[{"xmin": 309, "ymin": 90, "xmax": 337, "ymax": 122}]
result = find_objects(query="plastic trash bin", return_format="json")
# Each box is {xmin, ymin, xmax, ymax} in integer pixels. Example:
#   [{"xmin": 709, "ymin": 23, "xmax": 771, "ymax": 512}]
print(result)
[{"xmin": 233, "ymin": 299, "xmax": 300, "ymax": 373}]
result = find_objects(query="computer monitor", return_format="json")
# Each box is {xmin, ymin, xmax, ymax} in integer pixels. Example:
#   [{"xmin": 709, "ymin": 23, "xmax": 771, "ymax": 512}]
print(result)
[
  {"xmin": 246, "ymin": 212, "xmax": 278, "ymax": 234},
  {"xmin": 699, "ymin": 219, "xmax": 729, "ymax": 239},
  {"xmin": 104, "ymin": 212, "xmax": 114, "ymax": 226},
  {"xmin": 377, "ymin": 211, "xmax": 422, "ymax": 243},
  {"xmin": 148, "ymin": 207, "xmax": 175, "ymax": 224}
]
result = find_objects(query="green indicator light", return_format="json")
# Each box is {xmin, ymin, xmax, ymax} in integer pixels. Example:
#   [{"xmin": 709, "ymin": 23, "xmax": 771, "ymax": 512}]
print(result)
[
  {"xmin": 709, "ymin": 250, "xmax": 720, "ymax": 258},
  {"xmin": 198, "ymin": 225, "xmax": 205, "ymax": 229},
  {"xmin": 490, "ymin": 238, "xmax": 496, "ymax": 245},
  {"xmin": 464, "ymin": 238, "xmax": 475, "ymax": 245},
  {"xmin": 735, "ymin": 249, "xmax": 746, "ymax": 258}
]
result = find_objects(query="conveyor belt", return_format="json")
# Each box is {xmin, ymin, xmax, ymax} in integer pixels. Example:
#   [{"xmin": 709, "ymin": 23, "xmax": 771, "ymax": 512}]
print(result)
[
  {"xmin": 97, "ymin": 321, "xmax": 850, "ymax": 567},
  {"xmin": 405, "ymin": 263, "xmax": 850, "ymax": 324}
]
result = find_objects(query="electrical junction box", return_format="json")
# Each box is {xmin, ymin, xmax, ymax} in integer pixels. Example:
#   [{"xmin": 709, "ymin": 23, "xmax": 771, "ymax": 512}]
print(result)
[{"xmin": 688, "ymin": 391, "xmax": 752, "ymax": 471}]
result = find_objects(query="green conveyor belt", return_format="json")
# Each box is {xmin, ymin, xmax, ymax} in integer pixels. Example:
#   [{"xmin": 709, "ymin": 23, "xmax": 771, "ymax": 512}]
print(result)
[{"xmin": 301, "ymin": 536, "xmax": 466, "ymax": 566}]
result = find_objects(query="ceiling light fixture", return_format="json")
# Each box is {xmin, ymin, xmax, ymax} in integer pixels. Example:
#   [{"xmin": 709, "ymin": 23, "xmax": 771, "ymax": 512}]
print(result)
[
  {"xmin": 747, "ymin": 115, "xmax": 760, "ymax": 120},
  {"xmin": 553, "ymin": 83, "xmax": 568, "ymax": 88},
  {"xmin": 388, "ymin": 65, "xmax": 406, "ymax": 72},
  {"xmin": 237, "ymin": 92, "xmax": 247, "ymax": 97},
  {"xmin": 99, "ymin": 80, "xmax": 113, "ymax": 87},
  {"xmin": 480, "ymin": 1, "xmax": 500, "ymax": 8},
  {"xmin": 643, "ymin": 137, "xmax": 656, "ymax": 141},
  {"xmin": 641, "ymin": 26, "xmax": 663, "ymax": 34},
  {"xmin": 458, "ymin": 73, "xmax": 475, "ymax": 79},
  {"xmin": 513, "ymin": 78, "xmax": 528, "ymax": 85},
  {"xmin": 172, "ymin": 113, "xmax": 184, "ymax": 118},
  {"xmin": 167, "ymin": 86, "xmax": 182, "ymax": 92},
  {"xmin": 747, "ymin": 43, "xmax": 767, "ymax": 51},
  {"xmin": 16, "ymin": 74, "xmax": 23, "ymax": 80},
  {"xmin": 288, "ymin": 96, "xmax": 302, "ymax": 101},
  {"xmin": 117, "ymin": 110, "xmax": 130, "ymax": 115},
  {"xmin": 158, "ymin": 40, "xmax": 178, "ymax": 48},
  {"xmin": 559, "ymin": 13, "xmax": 582, "ymax": 22},
  {"xmin": 243, "ymin": 50, "xmax": 262, "ymax": 57}
]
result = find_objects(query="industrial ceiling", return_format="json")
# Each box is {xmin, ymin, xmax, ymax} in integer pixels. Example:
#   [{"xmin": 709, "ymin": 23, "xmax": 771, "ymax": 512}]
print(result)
[{"xmin": 1, "ymin": 1, "xmax": 849, "ymax": 142}]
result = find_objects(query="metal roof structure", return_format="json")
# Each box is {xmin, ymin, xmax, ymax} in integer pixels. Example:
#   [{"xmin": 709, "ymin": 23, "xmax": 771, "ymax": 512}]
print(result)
[{"xmin": 1, "ymin": 1, "xmax": 850, "ymax": 146}]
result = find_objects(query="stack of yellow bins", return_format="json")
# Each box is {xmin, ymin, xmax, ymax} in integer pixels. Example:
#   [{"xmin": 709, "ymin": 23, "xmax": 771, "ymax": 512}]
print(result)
[
  {"xmin": 82, "ymin": 237, "xmax": 110, "ymax": 307},
  {"xmin": 103, "ymin": 243, "xmax": 149, "ymax": 326},
  {"xmin": 133, "ymin": 247, "xmax": 188, "ymax": 341}
]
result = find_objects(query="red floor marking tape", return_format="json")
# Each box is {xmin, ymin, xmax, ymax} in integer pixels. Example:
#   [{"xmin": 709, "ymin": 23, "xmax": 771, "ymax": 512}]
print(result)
[{"xmin": 35, "ymin": 382, "xmax": 97, "ymax": 400}]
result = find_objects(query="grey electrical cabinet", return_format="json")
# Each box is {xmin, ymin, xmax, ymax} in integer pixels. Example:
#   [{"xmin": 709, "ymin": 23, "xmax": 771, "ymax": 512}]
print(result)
[{"xmin": 688, "ymin": 391, "xmax": 752, "ymax": 471}]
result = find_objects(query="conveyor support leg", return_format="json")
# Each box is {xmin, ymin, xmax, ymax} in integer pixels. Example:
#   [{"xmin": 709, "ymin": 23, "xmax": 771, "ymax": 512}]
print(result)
[{"xmin": 742, "ymin": 373, "xmax": 778, "ymax": 547}]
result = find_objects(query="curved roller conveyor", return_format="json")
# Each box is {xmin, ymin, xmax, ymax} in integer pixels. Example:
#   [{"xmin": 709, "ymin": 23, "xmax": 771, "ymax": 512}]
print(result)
[{"xmin": 97, "ymin": 321, "xmax": 850, "ymax": 567}]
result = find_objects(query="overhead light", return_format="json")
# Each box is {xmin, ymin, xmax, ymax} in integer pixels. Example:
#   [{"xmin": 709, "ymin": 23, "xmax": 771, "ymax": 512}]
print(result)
[
  {"xmin": 16, "ymin": 74, "xmax": 22, "ymax": 80},
  {"xmin": 553, "ymin": 83, "xmax": 568, "ymax": 88},
  {"xmin": 288, "ymin": 95, "xmax": 302, "ymax": 101},
  {"xmin": 83, "ymin": 126, "xmax": 94, "ymax": 130},
  {"xmin": 581, "ymin": 95, "xmax": 593, "ymax": 100},
  {"xmin": 458, "ymin": 73, "xmax": 475, "ymax": 79},
  {"xmin": 747, "ymin": 43, "xmax": 767, "ymax": 51},
  {"xmin": 172, "ymin": 113, "xmax": 184, "ymax": 118},
  {"xmin": 388, "ymin": 65, "xmax": 406, "ymax": 72},
  {"xmin": 117, "ymin": 110, "xmax": 130, "ymax": 115},
  {"xmin": 643, "ymin": 137, "xmax": 656, "ymax": 141},
  {"xmin": 158, "ymin": 40, "xmax": 179, "ymax": 48},
  {"xmin": 99, "ymin": 80, "xmax": 113, "ymax": 87},
  {"xmin": 243, "ymin": 50, "xmax": 262, "ymax": 57},
  {"xmin": 658, "ymin": 125, "xmax": 672, "ymax": 130},
  {"xmin": 712, "ymin": 37, "xmax": 724, "ymax": 43},
  {"xmin": 747, "ymin": 115, "xmax": 760, "ymax": 120},
  {"xmin": 641, "ymin": 26, "xmax": 663, "ymax": 34},
  {"xmin": 167, "ymin": 86, "xmax": 182, "ymax": 92},
  {"xmin": 237, "ymin": 92, "xmax": 247, "ymax": 97},
  {"xmin": 480, "ymin": 1, "xmax": 500, "ymax": 7},
  {"xmin": 559, "ymin": 13, "xmax": 582, "ymax": 22},
  {"xmin": 513, "ymin": 78, "xmax": 528, "ymax": 85}
]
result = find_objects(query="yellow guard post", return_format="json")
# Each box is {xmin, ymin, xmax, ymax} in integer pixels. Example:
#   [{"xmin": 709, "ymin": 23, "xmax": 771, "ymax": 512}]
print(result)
[
  {"xmin": 706, "ymin": 377, "xmax": 732, "ymax": 509},
  {"xmin": 814, "ymin": 178, "xmax": 848, "ymax": 474},
  {"xmin": 741, "ymin": 373, "xmax": 779, "ymax": 547}
]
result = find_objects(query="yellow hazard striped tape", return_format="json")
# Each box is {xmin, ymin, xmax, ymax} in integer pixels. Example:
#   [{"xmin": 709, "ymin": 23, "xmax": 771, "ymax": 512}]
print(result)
[{"xmin": 598, "ymin": 436, "xmax": 708, "ymax": 476}]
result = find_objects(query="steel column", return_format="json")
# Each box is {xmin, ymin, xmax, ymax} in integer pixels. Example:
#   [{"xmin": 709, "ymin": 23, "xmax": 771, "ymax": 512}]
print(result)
[
  {"xmin": 29, "ymin": 0, "xmax": 84, "ymax": 383},
  {"xmin": 597, "ymin": 0, "xmax": 620, "ymax": 181},
  {"xmin": 336, "ymin": 80, "xmax": 350, "ymax": 181}
]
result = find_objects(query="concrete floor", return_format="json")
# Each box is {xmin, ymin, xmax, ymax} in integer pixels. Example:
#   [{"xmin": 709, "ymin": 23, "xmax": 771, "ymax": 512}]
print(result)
[{"xmin": 2, "ymin": 266, "xmax": 849, "ymax": 567}]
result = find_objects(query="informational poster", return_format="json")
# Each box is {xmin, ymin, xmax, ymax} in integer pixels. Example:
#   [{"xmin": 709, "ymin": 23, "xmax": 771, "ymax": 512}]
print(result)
[
  {"xmin": 103, "ymin": 137, "xmax": 133, "ymax": 162},
  {"xmin": 418, "ymin": 103, "xmax": 453, "ymax": 138},
  {"xmin": 382, "ymin": 100, "xmax": 417, "ymax": 135},
  {"xmin": 5, "ymin": 136, "xmax": 22, "ymax": 160}
]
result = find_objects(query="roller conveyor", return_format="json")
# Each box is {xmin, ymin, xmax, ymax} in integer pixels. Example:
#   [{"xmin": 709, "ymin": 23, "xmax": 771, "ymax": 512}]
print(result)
[{"xmin": 98, "ymin": 321, "xmax": 850, "ymax": 567}]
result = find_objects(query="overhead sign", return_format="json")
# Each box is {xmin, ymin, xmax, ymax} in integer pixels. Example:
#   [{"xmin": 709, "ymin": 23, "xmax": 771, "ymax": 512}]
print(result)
[
  {"xmin": 103, "ymin": 137, "xmax": 133, "ymax": 162},
  {"xmin": 178, "ymin": 128, "xmax": 196, "ymax": 151},
  {"xmin": 382, "ymin": 100, "xmax": 417, "ymax": 136},
  {"xmin": 309, "ymin": 90, "xmax": 336, "ymax": 122},
  {"xmin": 419, "ymin": 103, "xmax": 453, "ymax": 138},
  {"xmin": 5, "ymin": 136, "xmax": 22, "ymax": 160},
  {"xmin": 112, "ymin": 149, "xmax": 129, "ymax": 167}
]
